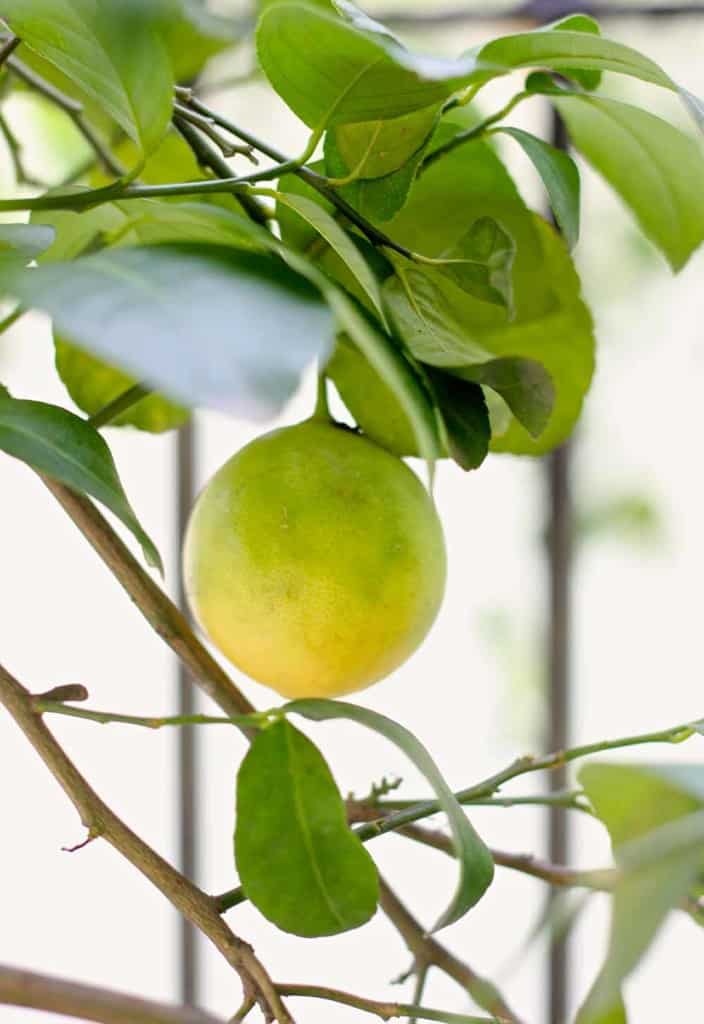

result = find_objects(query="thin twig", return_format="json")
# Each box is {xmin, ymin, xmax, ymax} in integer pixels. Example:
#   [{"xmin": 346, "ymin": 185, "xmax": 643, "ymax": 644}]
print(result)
[
  {"xmin": 173, "ymin": 116, "xmax": 270, "ymax": 226},
  {"xmin": 379, "ymin": 879, "xmax": 523, "ymax": 1024},
  {"xmin": 0, "ymin": 963, "xmax": 224, "ymax": 1024},
  {"xmin": 35, "ymin": 699, "xmax": 265, "ymax": 731},
  {"xmin": 88, "ymin": 384, "xmax": 152, "ymax": 429},
  {"xmin": 174, "ymin": 103, "xmax": 258, "ymax": 162},
  {"xmin": 378, "ymin": 789, "xmax": 593, "ymax": 815},
  {"xmin": 275, "ymin": 983, "xmax": 498, "ymax": 1023},
  {"xmin": 0, "ymin": 111, "xmax": 43, "ymax": 186},
  {"xmin": 7, "ymin": 57, "xmax": 125, "ymax": 177},
  {"xmin": 0, "ymin": 662, "xmax": 294, "ymax": 1024},
  {"xmin": 0, "ymin": 305, "xmax": 24, "ymax": 335}
]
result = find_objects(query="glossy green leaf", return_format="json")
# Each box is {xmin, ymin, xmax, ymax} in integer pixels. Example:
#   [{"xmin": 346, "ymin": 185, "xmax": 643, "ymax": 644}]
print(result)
[
  {"xmin": 7, "ymin": 244, "xmax": 332, "ymax": 419},
  {"xmin": 427, "ymin": 371, "xmax": 489, "ymax": 471},
  {"xmin": 2, "ymin": 0, "xmax": 174, "ymax": 155},
  {"xmin": 272, "ymin": 190, "xmax": 386, "ymax": 324},
  {"xmin": 577, "ymin": 764, "xmax": 704, "ymax": 1023},
  {"xmin": 554, "ymin": 94, "xmax": 704, "ymax": 271},
  {"xmin": 114, "ymin": 200, "xmax": 270, "ymax": 250},
  {"xmin": 471, "ymin": 22, "xmax": 675, "ymax": 93},
  {"xmin": 550, "ymin": 13, "xmax": 603, "ymax": 91},
  {"xmin": 235, "ymin": 719, "xmax": 379, "ymax": 937},
  {"xmin": 54, "ymin": 338, "xmax": 188, "ymax": 433},
  {"xmin": 287, "ymin": 699, "xmax": 495, "ymax": 930},
  {"xmin": 498, "ymin": 127, "xmax": 581, "ymax": 250},
  {"xmin": 31, "ymin": 204, "xmax": 130, "ymax": 263},
  {"xmin": 256, "ymin": 2, "xmax": 486, "ymax": 131},
  {"xmin": 0, "ymin": 393, "xmax": 161, "ymax": 569}
]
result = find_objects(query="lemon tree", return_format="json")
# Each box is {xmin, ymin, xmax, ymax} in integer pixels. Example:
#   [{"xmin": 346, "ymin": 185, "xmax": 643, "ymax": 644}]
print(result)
[{"xmin": 1, "ymin": 3, "xmax": 704, "ymax": 1024}]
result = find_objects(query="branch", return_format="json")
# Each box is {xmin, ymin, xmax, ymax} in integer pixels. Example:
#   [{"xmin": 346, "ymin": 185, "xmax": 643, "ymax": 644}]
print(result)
[
  {"xmin": 397, "ymin": 823, "xmax": 615, "ymax": 891},
  {"xmin": 275, "ymin": 983, "xmax": 498, "ymax": 1023},
  {"xmin": 378, "ymin": 879, "xmax": 523, "ymax": 1024},
  {"xmin": 35, "ymin": 699, "xmax": 264, "ymax": 731},
  {"xmin": 0, "ymin": 963, "xmax": 223, "ymax": 1024},
  {"xmin": 7, "ymin": 57, "xmax": 125, "ymax": 178},
  {"xmin": 39, "ymin": 477, "xmax": 257, "ymax": 729},
  {"xmin": 0, "ymin": 662, "xmax": 293, "ymax": 1024},
  {"xmin": 354, "ymin": 718, "xmax": 701, "ymax": 843},
  {"xmin": 0, "ymin": 111, "xmax": 43, "ymax": 187}
]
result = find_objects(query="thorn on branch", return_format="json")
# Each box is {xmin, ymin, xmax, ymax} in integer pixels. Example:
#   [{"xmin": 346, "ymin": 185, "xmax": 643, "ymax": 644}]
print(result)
[
  {"xmin": 62, "ymin": 827, "xmax": 102, "ymax": 854},
  {"xmin": 31, "ymin": 685, "xmax": 89, "ymax": 706}
]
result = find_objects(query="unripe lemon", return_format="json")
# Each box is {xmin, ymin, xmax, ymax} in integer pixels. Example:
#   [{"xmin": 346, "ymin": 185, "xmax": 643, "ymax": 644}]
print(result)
[{"xmin": 183, "ymin": 418, "xmax": 446, "ymax": 699}]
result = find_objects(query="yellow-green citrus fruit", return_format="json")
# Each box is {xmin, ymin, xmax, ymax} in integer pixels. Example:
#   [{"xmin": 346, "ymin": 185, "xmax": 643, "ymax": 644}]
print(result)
[{"xmin": 183, "ymin": 419, "xmax": 446, "ymax": 699}]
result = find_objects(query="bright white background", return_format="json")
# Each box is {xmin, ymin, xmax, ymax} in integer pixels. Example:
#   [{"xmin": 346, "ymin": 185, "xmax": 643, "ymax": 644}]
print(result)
[{"xmin": 1, "ymin": 6, "xmax": 703, "ymax": 1023}]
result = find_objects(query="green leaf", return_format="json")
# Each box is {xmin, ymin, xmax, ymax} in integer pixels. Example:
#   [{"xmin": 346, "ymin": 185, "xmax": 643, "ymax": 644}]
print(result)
[
  {"xmin": 427, "ymin": 371, "xmax": 490, "ymax": 471},
  {"xmin": 328, "ymin": 335, "xmax": 424, "ymax": 456},
  {"xmin": 325, "ymin": 130, "xmax": 427, "ymax": 222},
  {"xmin": 471, "ymin": 22, "xmax": 675, "ymax": 93},
  {"xmin": 272, "ymin": 190, "xmax": 387, "ymax": 324},
  {"xmin": 256, "ymin": 2, "xmax": 486, "ymax": 131},
  {"xmin": 577, "ymin": 764, "xmax": 704, "ymax": 1023},
  {"xmin": 7, "ymin": 244, "xmax": 333, "ymax": 419},
  {"xmin": 31, "ymin": 204, "xmax": 130, "ymax": 263},
  {"xmin": 554, "ymin": 94, "xmax": 704, "ymax": 271},
  {"xmin": 380, "ymin": 135, "xmax": 593, "ymax": 454},
  {"xmin": 550, "ymin": 13, "xmax": 603, "ymax": 91},
  {"xmin": 325, "ymin": 296, "xmax": 442, "ymax": 464},
  {"xmin": 577, "ymin": 811, "xmax": 704, "ymax": 1024},
  {"xmin": 287, "ymin": 699, "xmax": 495, "ymax": 930},
  {"xmin": 454, "ymin": 357, "xmax": 554, "ymax": 441},
  {"xmin": 3, "ymin": 0, "xmax": 174, "ymax": 155},
  {"xmin": 497, "ymin": 127, "xmax": 581, "ymax": 250},
  {"xmin": 0, "ymin": 393, "xmax": 161, "ymax": 569},
  {"xmin": 330, "ymin": 105, "xmax": 441, "ymax": 181},
  {"xmin": 434, "ymin": 216, "xmax": 516, "ymax": 309},
  {"xmin": 54, "ymin": 337, "xmax": 188, "ymax": 433},
  {"xmin": 235, "ymin": 719, "xmax": 379, "ymax": 937},
  {"xmin": 114, "ymin": 200, "xmax": 270, "ymax": 250}
]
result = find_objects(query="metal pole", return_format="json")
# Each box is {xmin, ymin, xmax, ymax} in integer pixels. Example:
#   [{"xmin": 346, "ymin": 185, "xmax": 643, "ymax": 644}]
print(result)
[
  {"xmin": 544, "ymin": 108, "xmax": 574, "ymax": 1024},
  {"xmin": 177, "ymin": 420, "xmax": 198, "ymax": 1006}
]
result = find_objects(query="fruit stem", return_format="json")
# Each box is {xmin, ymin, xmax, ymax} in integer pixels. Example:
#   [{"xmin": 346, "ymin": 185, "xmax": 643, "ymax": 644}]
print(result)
[{"xmin": 312, "ymin": 372, "xmax": 332, "ymax": 422}]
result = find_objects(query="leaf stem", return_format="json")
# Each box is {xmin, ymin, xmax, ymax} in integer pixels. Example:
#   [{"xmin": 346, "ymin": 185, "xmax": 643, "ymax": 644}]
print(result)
[
  {"xmin": 87, "ymin": 383, "xmax": 152, "ymax": 429},
  {"xmin": 312, "ymin": 373, "xmax": 331, "ymax": 421}
]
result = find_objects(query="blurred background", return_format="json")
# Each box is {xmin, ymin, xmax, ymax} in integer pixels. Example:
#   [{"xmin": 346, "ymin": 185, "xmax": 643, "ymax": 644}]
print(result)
[{"xmin": 1, "ymin": 1, "xmax": 703, "ymax": 1022}]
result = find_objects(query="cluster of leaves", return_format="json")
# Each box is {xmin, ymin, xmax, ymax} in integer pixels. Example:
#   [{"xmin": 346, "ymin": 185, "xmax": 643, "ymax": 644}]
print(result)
[{"xmin": 1, "ymin": 3, "xmax": 704, "ymax": 1022}]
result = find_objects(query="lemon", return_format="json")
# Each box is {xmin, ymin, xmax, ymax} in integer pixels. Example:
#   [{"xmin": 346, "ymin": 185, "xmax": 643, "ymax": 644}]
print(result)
[{"xmin": 183, "ymin": 418, "xmax": 446, "ymax": 699}]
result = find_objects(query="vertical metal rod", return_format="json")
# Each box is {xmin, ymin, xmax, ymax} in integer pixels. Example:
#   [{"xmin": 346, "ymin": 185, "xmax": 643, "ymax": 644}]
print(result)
[
  {"xmin": 545, "ymin": 107, "xmax": 573, "ymax": 1024},
  {"xmin": 177, "ymin": 419, "xmax": 199, "ymax": 1005}
]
